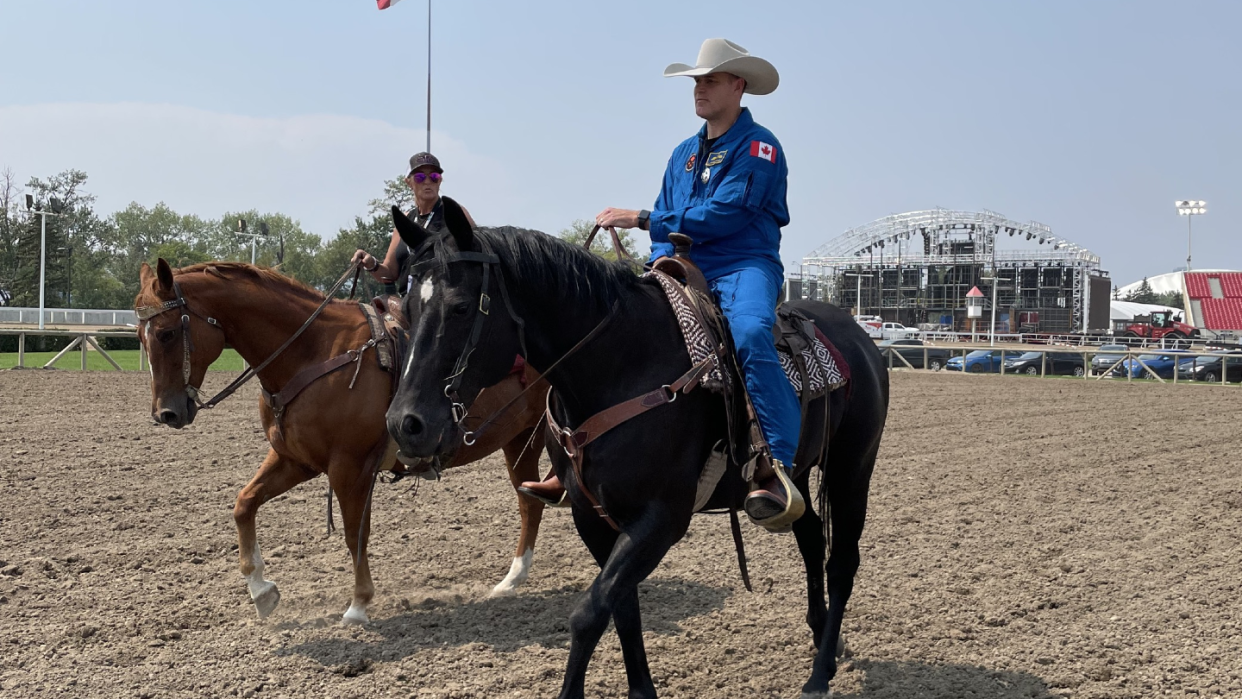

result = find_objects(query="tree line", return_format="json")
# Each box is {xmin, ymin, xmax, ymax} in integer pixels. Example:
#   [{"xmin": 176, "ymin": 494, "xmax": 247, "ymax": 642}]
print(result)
[{"xmin": 0, "ymin": 167, "xmax": 639, "ymax": 311}]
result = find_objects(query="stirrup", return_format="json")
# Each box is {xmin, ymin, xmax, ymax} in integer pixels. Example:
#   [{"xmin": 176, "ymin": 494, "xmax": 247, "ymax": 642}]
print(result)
[
  {"xmin": 744, "ymin": 461, "xmax": 805, "ymax": 532},
  {"xmin": 519, "ymin": 488, "xmax": 569, "ymax": 508},
  {"xmin": 517, "ymin": 480, "xmax": 569, "ymax": 508}
]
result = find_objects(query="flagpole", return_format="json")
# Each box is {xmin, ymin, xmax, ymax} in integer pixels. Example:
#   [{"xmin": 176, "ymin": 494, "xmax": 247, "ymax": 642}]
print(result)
[{"xmin": 426, "ymin": 0, "xmax": 432, "ymax": 152}]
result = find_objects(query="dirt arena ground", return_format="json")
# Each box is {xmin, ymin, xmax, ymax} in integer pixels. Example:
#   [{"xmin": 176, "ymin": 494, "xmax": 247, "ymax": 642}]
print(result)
[{"xmin": 1, "ymin": 369, "xmax": 1239, "ymax": 698}]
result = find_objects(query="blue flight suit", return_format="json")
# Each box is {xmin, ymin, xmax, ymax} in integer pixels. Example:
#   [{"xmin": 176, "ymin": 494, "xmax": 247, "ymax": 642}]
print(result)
[{"xmin": 648, "ymin": 107, "xmax": 800, "ymax": 466}]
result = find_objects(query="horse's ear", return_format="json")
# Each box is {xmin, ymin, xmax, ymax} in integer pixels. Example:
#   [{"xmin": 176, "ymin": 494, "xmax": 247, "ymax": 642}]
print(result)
[
  {"xmin": 393, "ymin": 205, "xmax": 431, "ymax": 251},
  {"xmin": 139, "ymin": 262, "xmax": 153, "ymax": 286},
  {"xmin": 156, "ymin": 258, "xmax": 174, "ymax": 292},
  {"xmin": 440, "ymin": 196, "xmax": 475, "ymax": 251}
]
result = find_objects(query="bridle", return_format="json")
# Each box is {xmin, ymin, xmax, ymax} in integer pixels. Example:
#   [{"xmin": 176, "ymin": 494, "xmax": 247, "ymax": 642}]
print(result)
[
  {"xmin": 135, "ymin": 262, "xmax": 363, "ymax": 412},
  {"xmin": 135, "ymin": 279, "xmax": 222, "ymax": 407},
  {"xmin": 407, "ymin": 235, "xmax": 527, "ymax": 442},
  {"xmin": 405, "ymin": 233, "xmax": 619, "ymax": 447}
]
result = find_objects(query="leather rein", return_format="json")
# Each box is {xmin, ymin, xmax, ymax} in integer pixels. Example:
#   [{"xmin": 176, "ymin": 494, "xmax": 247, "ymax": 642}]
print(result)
[{"xmin": 135, "ymin": 262, "xmax": 363, "ymax": 411}]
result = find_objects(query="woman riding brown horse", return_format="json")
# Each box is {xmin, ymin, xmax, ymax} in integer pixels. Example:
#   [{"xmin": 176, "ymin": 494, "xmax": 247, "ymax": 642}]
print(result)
[{"xmin": 134, "ymin": 258, "xmax": 550, "ymax": 623}]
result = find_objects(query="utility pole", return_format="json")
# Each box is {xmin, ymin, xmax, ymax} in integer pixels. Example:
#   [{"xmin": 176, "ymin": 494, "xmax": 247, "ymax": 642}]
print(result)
[{"xmin": 24, "ymin": 194, "xmax": 63, "ymax": 330}]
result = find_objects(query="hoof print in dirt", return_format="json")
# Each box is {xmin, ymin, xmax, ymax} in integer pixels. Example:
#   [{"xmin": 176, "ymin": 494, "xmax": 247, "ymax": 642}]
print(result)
[{"xmin": 333, "ymin": 658, "xmax": 373, "ymax": 678}]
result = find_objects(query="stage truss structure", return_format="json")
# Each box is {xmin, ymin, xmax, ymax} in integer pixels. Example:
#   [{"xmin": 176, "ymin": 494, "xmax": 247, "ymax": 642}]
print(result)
[{"xmin": 791, "ymin": 209, "xmax": 1107, "ymax": 333}]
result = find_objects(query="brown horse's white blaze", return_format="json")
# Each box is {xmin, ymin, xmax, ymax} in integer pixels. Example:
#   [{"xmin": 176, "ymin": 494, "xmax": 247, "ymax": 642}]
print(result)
[{"xmin": 135, "ymin": 259, "xmax": 551, "ymax": 624}]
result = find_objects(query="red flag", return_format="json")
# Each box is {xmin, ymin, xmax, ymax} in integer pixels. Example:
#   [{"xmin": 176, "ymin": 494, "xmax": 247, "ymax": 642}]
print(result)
[{"xmin": 377, "ymin": 0, "xmax": 404, "ymax": 8}]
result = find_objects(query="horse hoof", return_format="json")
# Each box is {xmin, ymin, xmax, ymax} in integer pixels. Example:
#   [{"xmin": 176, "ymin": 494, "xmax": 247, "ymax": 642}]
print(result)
[
  {"xmin": 488, "ymin": 584, "xmax": 518, "ymax": 599},
  {"xmin": 253, "ymin": 584, "xmax": 281, "ymax": 619},
  {"xmin": 341, "ymin": 602, "xmax": 369, "ymax": 625},
  {"xmin": 800, "ymin": 691, "xmax": 832, "ymax": 699},
  {"xmin": 488, "ymin": 552, "xmax": 533, "ymax": 599}
]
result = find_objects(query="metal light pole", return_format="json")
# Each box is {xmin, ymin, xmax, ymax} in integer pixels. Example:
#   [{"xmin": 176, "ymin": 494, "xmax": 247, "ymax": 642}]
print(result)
[
  {"xmin": 877, "ymin": 242, "xmax": 884, "ymax": 316},
  {"xmin": 844, "ymin": 271, "xmax": 874, "ymax": 316},
  {"xmin": 982, "ymin": 275, "xmax": 1000, "ymax": 346},
  {"xmin": 1175, "ymin": 200, "xmax": 1206, "ymax": 271},
  {"xmin": 24, "ymin": 194, "xmax": 63, "ymax": 330},
  {"xmin": 426, "ymin": 0, "xmax": 432, "ymax": 152},
  {"xmin": 234, "ymin": 219, "xmax": 270, "ymax": 265}
]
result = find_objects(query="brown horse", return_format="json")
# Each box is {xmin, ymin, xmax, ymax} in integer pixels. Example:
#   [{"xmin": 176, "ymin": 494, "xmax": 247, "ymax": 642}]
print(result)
[{"xmin": 134, "ymin": 258, "xmax": 550, "ymax": 624}]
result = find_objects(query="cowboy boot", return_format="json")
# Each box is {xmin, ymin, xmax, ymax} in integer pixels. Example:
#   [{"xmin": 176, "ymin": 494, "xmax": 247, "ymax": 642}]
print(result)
[
  {"xmin": 518, "ymin": 471, "xmax": 568, "ymax": 507},
  {"xmin": 744, "ymin": 458, "xmax": 805, "ymax": 533}
]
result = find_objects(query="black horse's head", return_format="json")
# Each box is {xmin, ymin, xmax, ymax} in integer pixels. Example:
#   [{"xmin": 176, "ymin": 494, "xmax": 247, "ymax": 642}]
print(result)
[{"xmin": 385, "ymin": 197, "xmax": 524, "ymax": 461}]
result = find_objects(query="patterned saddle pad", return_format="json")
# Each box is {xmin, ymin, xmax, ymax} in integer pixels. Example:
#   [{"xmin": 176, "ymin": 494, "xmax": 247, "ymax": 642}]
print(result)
[
  {"xmin": 646, "ymin": 272, "xmax": 849, "ymax": 399},
  {"xmin": 777, "ymin": 326, "xmax": 849, "ymax": 395}
]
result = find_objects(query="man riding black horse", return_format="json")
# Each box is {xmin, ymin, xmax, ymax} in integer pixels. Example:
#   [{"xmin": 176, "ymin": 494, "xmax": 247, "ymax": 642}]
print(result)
[{"xmin": 520, "ymin": 38, "xmax": 804, "ymax": 532}]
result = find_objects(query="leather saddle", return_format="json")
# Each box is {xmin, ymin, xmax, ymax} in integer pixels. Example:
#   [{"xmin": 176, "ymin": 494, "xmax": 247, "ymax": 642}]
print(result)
[
  {"xmin": 648, "ymin": 234, "xmax": 836, "ymax": 482},
  {"xmin": 361, "ymin": 294, "xmax": 409, "ymax": 377}
]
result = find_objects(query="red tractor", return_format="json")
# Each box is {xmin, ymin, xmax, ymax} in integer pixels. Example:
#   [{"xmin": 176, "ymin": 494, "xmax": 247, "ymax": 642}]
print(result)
[{"xmin": 1116, "ymin": 310, "xmax": 1199, "ymax": 343}]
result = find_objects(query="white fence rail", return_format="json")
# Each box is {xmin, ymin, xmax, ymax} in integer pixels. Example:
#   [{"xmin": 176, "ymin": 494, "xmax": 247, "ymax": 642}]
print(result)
[
  {"xmin": 880, "ymin": 341, "xmax": 1239, "ymax": 386},
  {"xmin": 0, "ymin": 328, "xmax": 144, "ymax": 371},
  {"xmin": 0, "ymin": 306, "xmax": 137, "ymax": 327}
]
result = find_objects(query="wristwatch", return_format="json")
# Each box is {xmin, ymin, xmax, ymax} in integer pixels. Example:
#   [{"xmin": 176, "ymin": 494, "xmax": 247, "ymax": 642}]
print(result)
[{"xmin": 638, "ymin": 209, "xmax": 651, "ymax": 231}]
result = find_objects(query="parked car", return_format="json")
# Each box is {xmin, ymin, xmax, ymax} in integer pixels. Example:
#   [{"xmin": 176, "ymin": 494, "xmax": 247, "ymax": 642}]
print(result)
[
  {"xmin": 946, "ymin": 349, "xmax": 1005, "ymax": 373},
  {"xmin": 878, "ymin": 339, "xmax": 951, "ymax": 370},
  {"xmin": 1113, "ymin": 350, "xmax": 1192, "ymax": 379},
  {"xmin": 1003, "ymin": 351, "xmax": 1087, "ymax": 377},
  {"xmin": 1089, "ymin": 344, "xmax": 1129, "ymax": 376},
  {"xmin": 1174, "ymin": 351, "xmax": 1242, "ymax": 383}
]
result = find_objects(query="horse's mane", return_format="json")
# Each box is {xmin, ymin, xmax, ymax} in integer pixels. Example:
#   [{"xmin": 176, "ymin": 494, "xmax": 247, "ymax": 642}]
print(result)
[
  {"xmin": 175, "ymin": 261, "xmax": 339, "ymax": 304},
  {"xmin": 475, "ymin": 226, "xmax": 644, "ymax": 312}
]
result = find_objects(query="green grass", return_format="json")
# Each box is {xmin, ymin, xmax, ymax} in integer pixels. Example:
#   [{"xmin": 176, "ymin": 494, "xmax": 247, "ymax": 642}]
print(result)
[{"xmin": 0, "ymin": 348, "xmax": 246, "ymax": 372}]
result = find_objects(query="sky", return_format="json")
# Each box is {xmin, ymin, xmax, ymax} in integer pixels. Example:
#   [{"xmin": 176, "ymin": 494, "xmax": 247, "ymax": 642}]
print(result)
[{"xmin": 1, "ymin": 0, "xmax": 1239, "ymax": 286}]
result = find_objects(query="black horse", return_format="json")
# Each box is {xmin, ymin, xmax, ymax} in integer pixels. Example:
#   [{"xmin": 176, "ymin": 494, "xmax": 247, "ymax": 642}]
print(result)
[{"xmin": 386, "ymin": 198, "xmax": 888, "ymax": 699}]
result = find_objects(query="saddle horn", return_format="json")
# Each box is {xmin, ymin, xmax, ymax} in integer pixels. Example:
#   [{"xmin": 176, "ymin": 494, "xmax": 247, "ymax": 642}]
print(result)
[{"xmin": 652, "ymin": 233, "xmax": 708, "ymax": 294}]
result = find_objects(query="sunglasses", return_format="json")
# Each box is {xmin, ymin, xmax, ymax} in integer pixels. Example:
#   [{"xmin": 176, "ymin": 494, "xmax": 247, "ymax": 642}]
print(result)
[{"xmin": 410, "ymin": 172, "xmax": 442, "ymax": 183}]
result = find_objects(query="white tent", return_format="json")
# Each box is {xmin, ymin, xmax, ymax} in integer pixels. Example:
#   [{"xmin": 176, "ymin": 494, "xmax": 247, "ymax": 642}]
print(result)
[{"xmin": 1115, "ymin": 272, "xmax": 1186, "ymax": 298}]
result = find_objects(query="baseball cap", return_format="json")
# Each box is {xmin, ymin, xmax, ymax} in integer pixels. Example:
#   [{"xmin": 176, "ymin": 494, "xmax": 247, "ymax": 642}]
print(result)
[{"xmin": 407, "ymin": 152, "xmax": 443, "ymax": 176}]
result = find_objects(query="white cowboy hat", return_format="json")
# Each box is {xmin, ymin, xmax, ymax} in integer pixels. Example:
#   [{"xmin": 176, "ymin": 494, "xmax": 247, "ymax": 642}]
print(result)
[{"xmin": 663, "ymin": 39, "xmax": 779, "ymax": 95}]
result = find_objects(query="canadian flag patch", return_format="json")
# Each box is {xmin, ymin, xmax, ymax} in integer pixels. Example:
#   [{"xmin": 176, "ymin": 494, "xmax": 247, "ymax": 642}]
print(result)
[{"xmin": 750, "ymin": 140, "xmax": 776, "ymax": 163}]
